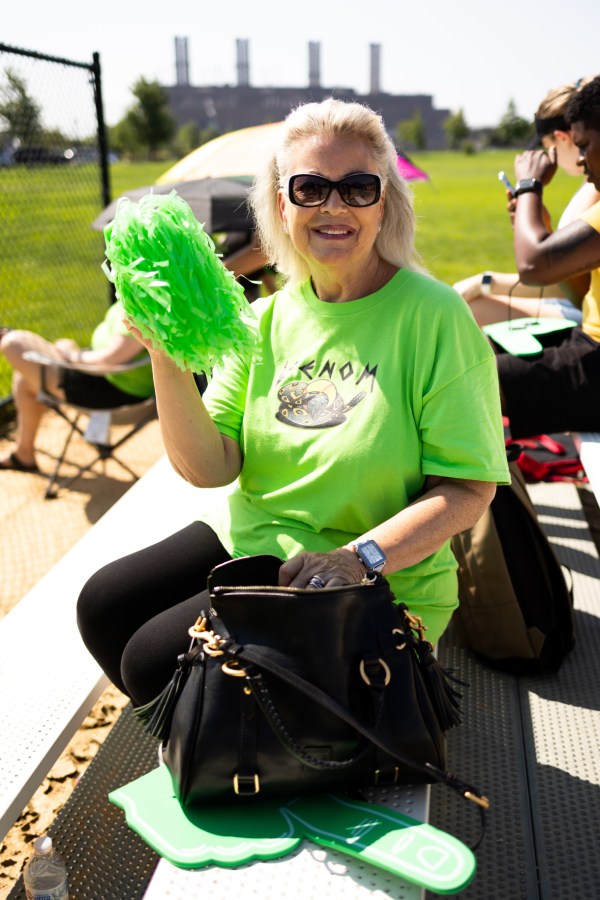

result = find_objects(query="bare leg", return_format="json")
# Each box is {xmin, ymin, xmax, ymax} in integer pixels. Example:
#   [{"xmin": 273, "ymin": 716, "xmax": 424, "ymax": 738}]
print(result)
[
  {"xmin": 0, "ymin": 330, "xmax": 67, "ymax": 469},
  {"xmin": 467, "ymin": 292, "xmax": 564, "ymax": 329}
]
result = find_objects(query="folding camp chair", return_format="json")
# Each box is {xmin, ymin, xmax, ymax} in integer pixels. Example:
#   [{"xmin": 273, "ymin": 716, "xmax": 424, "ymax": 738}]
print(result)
[{"xmin": 23, "ymin": 350, "xmax": 156, "ymax": 499}]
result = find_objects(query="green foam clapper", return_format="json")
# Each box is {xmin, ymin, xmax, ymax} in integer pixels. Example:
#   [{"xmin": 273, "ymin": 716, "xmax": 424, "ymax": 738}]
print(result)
[
  {"xmin": 483, "ymin": 316, "xmax": 577, "ymax": 356},
  {"xmin": 109, "ymin": 765, "xmax": 476, "ymax": 893}
]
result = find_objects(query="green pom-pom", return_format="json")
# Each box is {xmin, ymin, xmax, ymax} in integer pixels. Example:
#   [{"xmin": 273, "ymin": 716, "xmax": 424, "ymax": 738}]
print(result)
[{"xmin": 102, "ymin": 191, "xmax": 261, "ymax": 374}]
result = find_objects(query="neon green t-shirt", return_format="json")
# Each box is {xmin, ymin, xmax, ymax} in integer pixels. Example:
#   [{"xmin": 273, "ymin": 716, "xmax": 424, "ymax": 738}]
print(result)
[
  {"xmin": 200, "ymin": 269, "xmax": 509, "ymax": 643},
  {"xmin": 91, "ymin": 302, "xmax": 154, "ymax": 398}
]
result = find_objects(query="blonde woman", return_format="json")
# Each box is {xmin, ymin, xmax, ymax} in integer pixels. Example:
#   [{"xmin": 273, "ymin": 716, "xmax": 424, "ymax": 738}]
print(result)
[{"xmin": 77, "ymin": 99, "xmax": 508, "ymax": 706}]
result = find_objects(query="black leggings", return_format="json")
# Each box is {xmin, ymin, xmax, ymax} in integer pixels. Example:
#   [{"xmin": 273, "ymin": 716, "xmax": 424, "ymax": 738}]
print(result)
[{"xmin": 76, "ymin": 522, "xmax": 231, "ymax": 705}]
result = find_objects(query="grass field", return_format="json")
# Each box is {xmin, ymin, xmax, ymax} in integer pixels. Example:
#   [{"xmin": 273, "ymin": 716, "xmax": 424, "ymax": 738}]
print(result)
[
  {"xmin": 410, "ymin": 149, "xmax": 576, "ymax": 284},
  {"xmin": 0, "ymin": 150, "xmax": 579, "ymax": 400}
]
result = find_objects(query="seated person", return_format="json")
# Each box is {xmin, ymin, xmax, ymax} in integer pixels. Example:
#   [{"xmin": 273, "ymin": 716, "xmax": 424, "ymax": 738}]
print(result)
[
  {"xmin": 0, "ymin": 300, "xmax": 153, "ymax": 473},
  {"xmin": 76, "ymin": 97, "xmax": 508, "ymax": 709},
  {"xmin": 454, "ymin": 77, "xmax": 599, "ymax": 328},
  {"xmin": 221, "ymin": 230, "xmax": 278, "ymax": 302},
  {"xmin": 498, "ymin": 75, "xmax": 600, "ymax": 439}
]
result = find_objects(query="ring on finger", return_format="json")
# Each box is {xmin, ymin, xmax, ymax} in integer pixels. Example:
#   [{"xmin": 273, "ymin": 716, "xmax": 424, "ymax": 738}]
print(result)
[{"xmin": 308, "ymin": 575, "xmax": 326, "ymax": 589}]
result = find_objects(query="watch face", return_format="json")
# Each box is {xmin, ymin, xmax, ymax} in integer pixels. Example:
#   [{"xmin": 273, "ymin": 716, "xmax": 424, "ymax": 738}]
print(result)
[{"xmin": 357, "ymin": 540, "xmax": 386, "ymax": 569}]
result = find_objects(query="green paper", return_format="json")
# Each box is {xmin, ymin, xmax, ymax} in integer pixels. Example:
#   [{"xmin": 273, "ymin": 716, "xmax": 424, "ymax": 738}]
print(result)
[
  {"xmin": 483, "ymin": 316, "xmax": 576, "ymax": 356},
  {"xmin": 109, "ymin": 765, "xmax": 476, "ymax": 893},
  {"xmin": 103, "ymin": 192, "xmax": 261, "ymax": 375}
]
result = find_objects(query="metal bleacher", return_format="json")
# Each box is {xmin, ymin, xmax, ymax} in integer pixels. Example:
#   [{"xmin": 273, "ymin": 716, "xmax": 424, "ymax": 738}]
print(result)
[{"xmin": 6, "ymin": 476, "xmax": 600, "ymax": 899}]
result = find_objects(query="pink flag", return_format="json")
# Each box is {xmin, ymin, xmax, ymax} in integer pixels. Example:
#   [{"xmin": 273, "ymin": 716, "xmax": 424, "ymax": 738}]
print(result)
[{"xmin": 396, "ymin": 152, "xmax": 428, "ymax": 182}]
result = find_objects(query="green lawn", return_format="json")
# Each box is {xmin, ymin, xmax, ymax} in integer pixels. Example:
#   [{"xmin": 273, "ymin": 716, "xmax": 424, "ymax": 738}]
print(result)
[
  {"xmin": 410, "ymin": 149, "xmax": 576, "ymax": 285},
  {"xmin": 0, "ymin": 160, "xmax": 173, "ymax": 399},
  {"xmin": 0, "ymin": 151, "xmax": 580, "ymax": 401}
]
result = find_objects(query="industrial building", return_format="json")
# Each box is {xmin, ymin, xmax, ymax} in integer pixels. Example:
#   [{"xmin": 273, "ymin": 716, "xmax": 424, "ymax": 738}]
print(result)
[{"xmin": 165, "ymin": 38, "xmax": 450, "ymax": 149}]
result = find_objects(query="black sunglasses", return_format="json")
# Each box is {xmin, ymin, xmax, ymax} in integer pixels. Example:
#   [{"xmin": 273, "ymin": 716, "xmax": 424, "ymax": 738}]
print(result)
[{"xmin": 287, "ymin": 173, "xmax": 382, "ymax": 208}]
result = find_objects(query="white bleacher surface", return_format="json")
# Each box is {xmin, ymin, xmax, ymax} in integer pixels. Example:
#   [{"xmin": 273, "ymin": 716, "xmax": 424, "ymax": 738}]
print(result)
[
  {"xmin": 578, "ymin": 432, "xmax": 600, "ymax": 505},
  {"xmin": 0, "ymin": 456, "xmax": 228, "ymax": 840}
]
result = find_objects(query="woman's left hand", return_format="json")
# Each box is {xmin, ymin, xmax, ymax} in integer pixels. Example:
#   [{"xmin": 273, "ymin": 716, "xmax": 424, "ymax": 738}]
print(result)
[{"xmin": 279, "ymin": 549, "xmax": 365, "ymax": 589}]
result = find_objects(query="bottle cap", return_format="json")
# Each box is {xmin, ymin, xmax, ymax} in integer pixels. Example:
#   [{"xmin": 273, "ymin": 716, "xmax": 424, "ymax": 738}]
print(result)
[{"xmin": 33, "ymin": 836, "xmax": 53, "ymax": 855}]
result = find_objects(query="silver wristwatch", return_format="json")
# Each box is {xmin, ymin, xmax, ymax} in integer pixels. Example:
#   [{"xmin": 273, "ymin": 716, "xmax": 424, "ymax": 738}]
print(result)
[{"xmin": 352, "ymin": 539, "xmax": 387, "ymax": 574}]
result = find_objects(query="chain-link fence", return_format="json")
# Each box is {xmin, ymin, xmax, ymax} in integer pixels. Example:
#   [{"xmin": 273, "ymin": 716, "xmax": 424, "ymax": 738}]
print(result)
[{"xmin": 0, "ymin": 43, "xmax": 111, "ymax": 404}]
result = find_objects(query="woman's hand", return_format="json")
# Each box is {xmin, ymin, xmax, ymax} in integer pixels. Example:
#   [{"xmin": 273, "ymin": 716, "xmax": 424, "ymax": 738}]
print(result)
[
  {"xmin": 515, "ymin": 147, "xmax": 557, "ymax": 186},
  {"xmin": 122, "ymin": 319, "xmax": 161, "ymax": 356},
  {"xmin": 279, "ymin": 549, "xmax": 365, "ymax": 589}
]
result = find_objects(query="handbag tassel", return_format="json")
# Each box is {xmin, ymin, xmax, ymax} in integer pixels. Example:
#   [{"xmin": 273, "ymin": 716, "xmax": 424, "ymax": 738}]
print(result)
[
  {"xmin": 417, "ymin": 642, "xmax": 464, "ymax": 731},
  {"xmin": 134, "ymin": 646, "xmax": 200, "ymax": 740}
]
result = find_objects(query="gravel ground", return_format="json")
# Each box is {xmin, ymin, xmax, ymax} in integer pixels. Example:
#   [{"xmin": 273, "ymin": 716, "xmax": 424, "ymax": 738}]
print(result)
[{"xmin": 0, "ymin": 413, "xmax": 164, "ymax": 897}]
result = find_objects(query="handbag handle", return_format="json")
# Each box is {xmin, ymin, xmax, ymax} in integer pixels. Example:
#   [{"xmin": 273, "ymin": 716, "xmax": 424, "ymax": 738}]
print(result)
[
  {"xmin": 223, "ymin": 636, "xmax": 488, "ymax": 813},
  {"xmin": 248, "ymin": 658, "xmax": 385, "ymax": 772}
]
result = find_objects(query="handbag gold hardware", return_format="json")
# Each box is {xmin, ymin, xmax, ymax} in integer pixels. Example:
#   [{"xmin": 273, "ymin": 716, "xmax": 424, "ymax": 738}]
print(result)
[
  {"xmin": 222, "ymin": 660, "xmax": 249, "ymax": 678},
  {"xmin": 392, "ymin": 628, "xmax": 408, "ymax": 651},
  {"xmin": 404, "ymin": 611, "xmax": 430, "ymax": 645},
  {"xmin": 464, "ymin": 791, "xmax": 491, "ymax": 810},
  {"xmin": 233, "ymin": 773, "xmax": 260, "ymax": 795},
  {"xmin": 359, "ymin": 657, "xmax": 391, "ymax": 686},
  {"xmin": 188, "ymin": 615, "xmax": 208, "ymax": 637},
  {"xmin": 188, "ymin": 616, "xmax": 226, "ymax": 656},
  {"xmin": 374, "ymin": 766, "xmax": 399, "ymax": 785}
]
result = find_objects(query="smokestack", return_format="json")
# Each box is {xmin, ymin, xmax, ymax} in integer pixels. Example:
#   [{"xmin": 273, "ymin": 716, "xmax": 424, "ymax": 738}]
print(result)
[
  {"xmin": 369, "ymin": 43, "xmax": 381, "ymax": 94},
  {"xmin": 174, "ymin": 36, "xmax": 190, "ymax": 87},
  {"xmin": 236, "ymin": 38, "xmax": 250, "ymax": 86},
  {"xmin": 308, "ymin": 41, "xmax": 321, "ymax": 88}
]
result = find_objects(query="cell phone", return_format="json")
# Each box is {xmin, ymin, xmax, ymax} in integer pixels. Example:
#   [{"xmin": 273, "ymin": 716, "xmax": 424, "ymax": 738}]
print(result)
[{"xmin": 498, "ymin": 171, "xmax": 516, "ymax": 197}]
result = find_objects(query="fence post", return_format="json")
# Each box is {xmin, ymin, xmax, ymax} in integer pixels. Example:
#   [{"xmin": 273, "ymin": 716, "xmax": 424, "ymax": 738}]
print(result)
[{"xmin": 91, "ymin": 51, "xmax": 115, "ymax": 303}]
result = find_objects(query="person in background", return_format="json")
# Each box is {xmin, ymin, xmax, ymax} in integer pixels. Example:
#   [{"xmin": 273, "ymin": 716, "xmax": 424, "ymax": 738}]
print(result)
[
  {"xmin": 77, "ymin": 98, "xmax": 508, "ymax": 707},
  {"xmin": 454, "ymin": 77, "xmax": 599, "ymax": 328},
  {"xmin": 221, "ymin": 230, "xmax": 278, "ymax": 302},
  {"xmin": 497, "ymin": 75, "xmax": 600, "ymax": 438},
  {"xmin": 0, "ymin": 301, "xmax": 153, "ymax": 473}
]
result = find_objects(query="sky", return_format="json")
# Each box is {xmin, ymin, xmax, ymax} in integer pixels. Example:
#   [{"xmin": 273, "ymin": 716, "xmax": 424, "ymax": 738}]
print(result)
[{"xmin": 2, "ymin": 0, "xmax": 598, "ymax": 135}]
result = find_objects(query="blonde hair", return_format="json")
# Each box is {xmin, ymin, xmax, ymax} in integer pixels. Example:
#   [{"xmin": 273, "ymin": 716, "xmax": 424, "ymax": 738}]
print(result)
[
  {"xmin": 249, "ymin": 98, "xmax": 424, "ymax": 286},
  {"xmin": 536, "ymin": 76, "xmax": 595, "ymax": 120}
]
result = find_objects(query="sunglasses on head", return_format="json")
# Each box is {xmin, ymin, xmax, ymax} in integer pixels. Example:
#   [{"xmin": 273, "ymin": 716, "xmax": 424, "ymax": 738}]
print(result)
[{"xmin": 287, "ymin": 173, "xmax": 382, "ymax": 208}]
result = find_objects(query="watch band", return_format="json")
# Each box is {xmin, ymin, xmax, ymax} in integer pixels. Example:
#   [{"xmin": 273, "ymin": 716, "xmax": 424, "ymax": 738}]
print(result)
[{"xmin": 514, "ymin": 178, "xmax": 543, "ymax": 197}]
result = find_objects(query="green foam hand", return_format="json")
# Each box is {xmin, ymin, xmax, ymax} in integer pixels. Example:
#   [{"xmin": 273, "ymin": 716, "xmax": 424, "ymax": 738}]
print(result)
[
  {"xmin": 483, "ymin": 316, "xmax": 577, "ymax": 356},
  {"xmin": 102, "ymin": 191, "xmax": 261, "ymax": 374},
  {"xmin": 109, "ymin": 765, "xmax": 475, "ymax": 893}
]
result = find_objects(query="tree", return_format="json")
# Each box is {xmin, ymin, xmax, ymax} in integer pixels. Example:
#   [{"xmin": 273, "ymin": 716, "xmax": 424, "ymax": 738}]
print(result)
[
  {"xmin": 490, "ymin": 99, "xmax": 534, "ymax": 148},
  {"xmin": 0, "ymin": 68, "xmax": 42, "ymax": 144},
  {"xmin": 395, "ymin": 110, "xmax": 427, "ymax": 151},
  {"xmin": 123, "ymin": 78, "xmax": 176, "ymax": 158},
  {"xmin": 173, "ymin": 121, "xmax": 201, "ymax": 158},
  {"xmin": 108, "ymin": 118, "xmax": 143, "ymax": 159},
  {"xmin": 172, "ymin": 123, "xmax": 221, "ymax": 159},
  {"xmin": 444, "ymin": 109, "xmax": 470, "ymax": 150}
]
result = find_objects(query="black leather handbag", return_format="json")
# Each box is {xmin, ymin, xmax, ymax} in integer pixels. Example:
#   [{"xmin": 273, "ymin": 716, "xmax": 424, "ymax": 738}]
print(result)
[{"xmin": 135, "ymin": 554, "xmax": 487, "ymax": 817}]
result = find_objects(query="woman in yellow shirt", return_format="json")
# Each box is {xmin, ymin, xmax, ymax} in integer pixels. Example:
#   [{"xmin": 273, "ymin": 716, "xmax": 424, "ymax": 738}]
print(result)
[{"xmin": 498, "ymin": 75, "xmax": 600, "ymax": 439}]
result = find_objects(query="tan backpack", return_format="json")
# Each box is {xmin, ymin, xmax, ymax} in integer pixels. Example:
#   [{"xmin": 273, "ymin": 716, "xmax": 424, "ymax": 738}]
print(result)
[{"xmin": 451, "ymin": 461, "xmax": 574, "ymax": 674}]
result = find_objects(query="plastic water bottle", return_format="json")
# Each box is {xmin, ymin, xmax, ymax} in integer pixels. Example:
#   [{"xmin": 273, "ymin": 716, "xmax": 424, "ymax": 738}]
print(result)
[{"xmin": 23, "ymin": 836, "xmax": 69, "ymax": 899}]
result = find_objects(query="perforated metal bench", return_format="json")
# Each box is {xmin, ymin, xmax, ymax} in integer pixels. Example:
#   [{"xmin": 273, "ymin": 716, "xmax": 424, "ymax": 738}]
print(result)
[
  {"xmin": 0, "ymin": 456, "xmax": 225, "ymax": 841},
  {"xmin": 0, "ymin": 456, "xmax": 429, "ymax": 899},
  {"xmin": 8, "ymin": 466, "xmax": 600, "ymax": 898}
]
